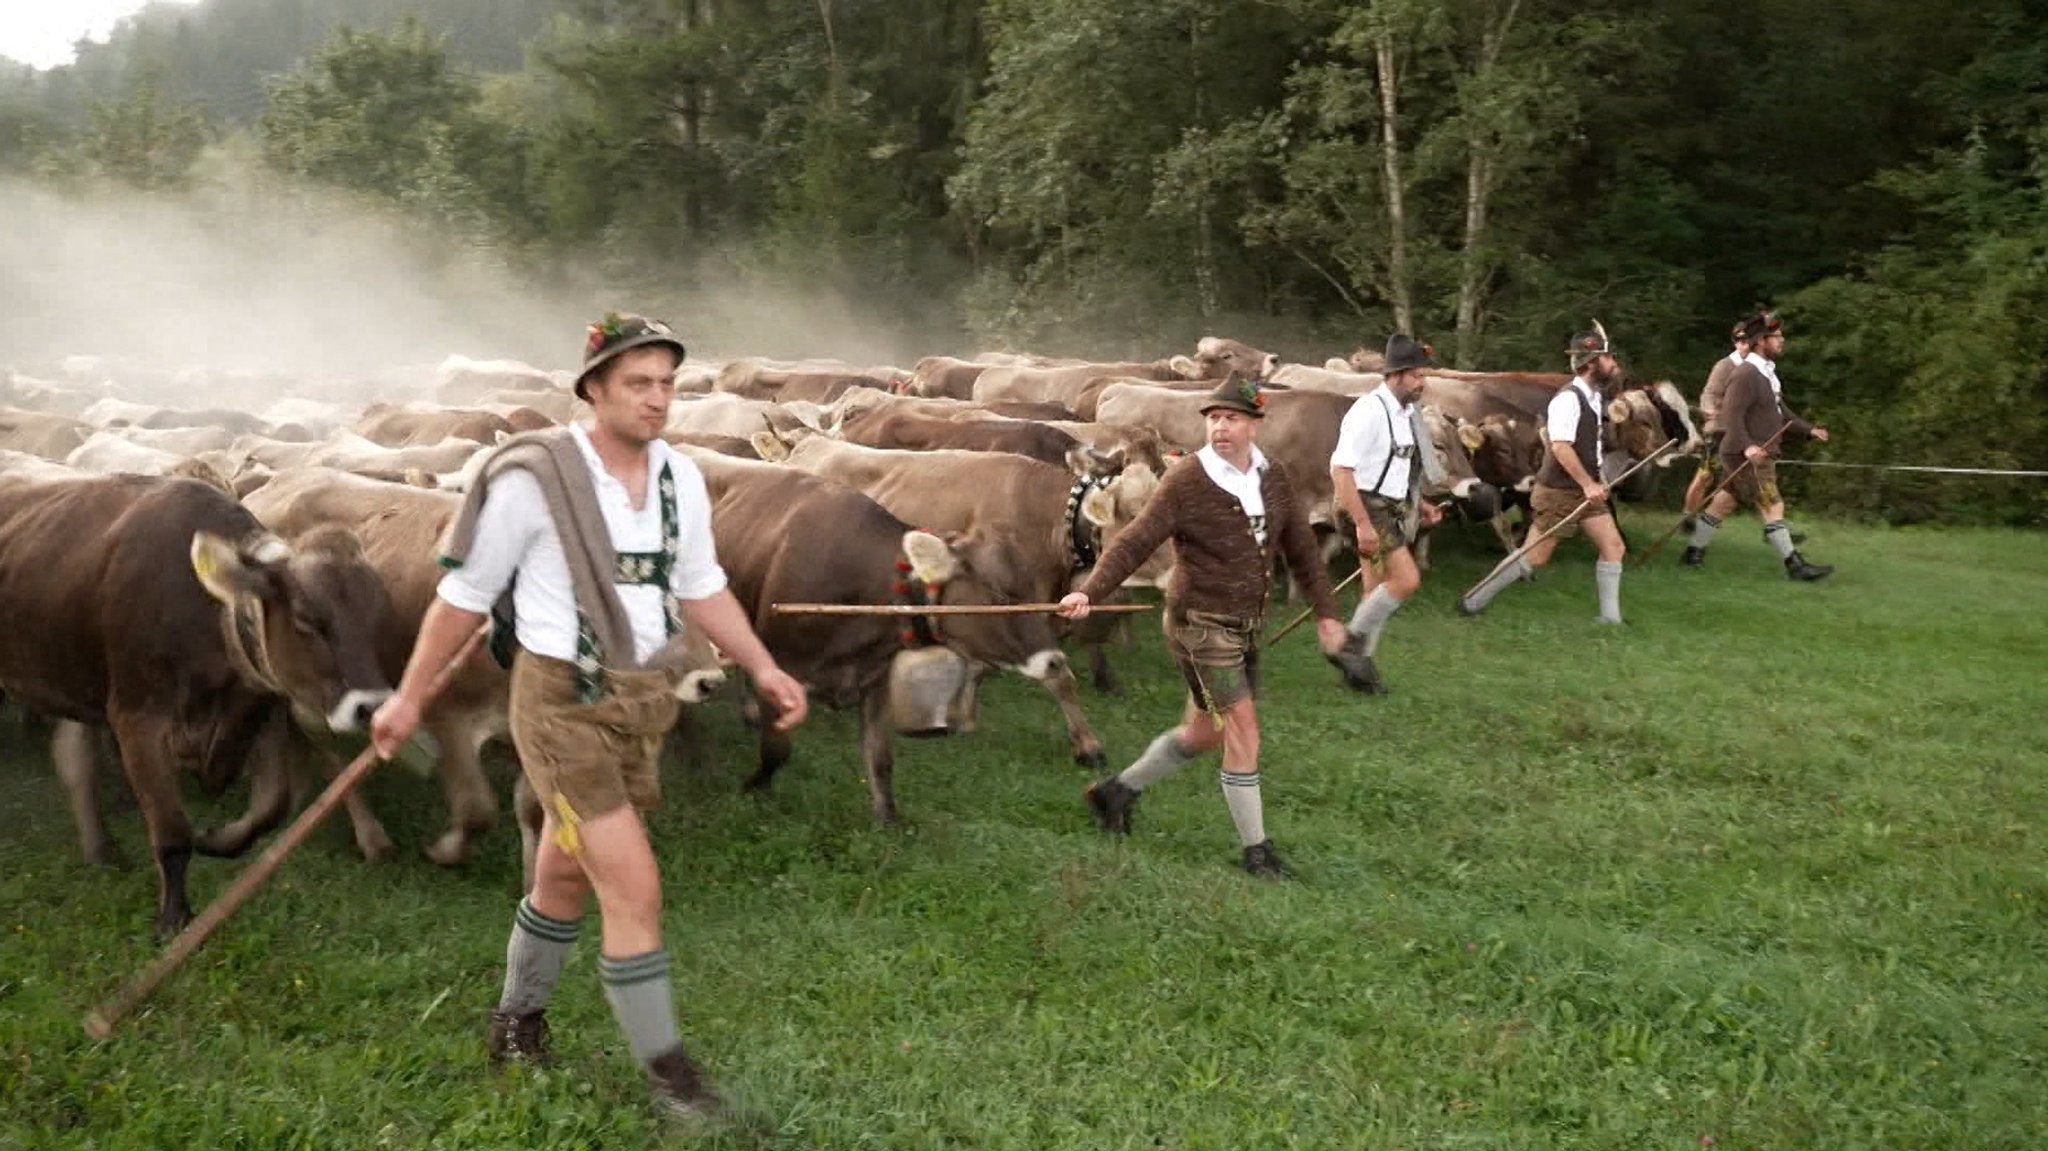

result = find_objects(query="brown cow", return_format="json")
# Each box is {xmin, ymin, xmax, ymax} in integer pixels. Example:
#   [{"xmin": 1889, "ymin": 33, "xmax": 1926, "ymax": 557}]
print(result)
[
  {"xmin": 834, "ymin": 406, "xmax": 1098, "ymax": 471},
  {"xmin": 355, "ymin": 403, "xmax": 517, "ymax": 448},
  {"xmin": 243, "ymin": 467, "xmax": 727, "ymax": 888},
  {"xmin": 673, "ymin": 446, "xmax": 1094, "ymax": 820},
  {"xmin": 0, "ymin": 407, "xmax": 91, "ymax": 460},
  {"xmin": 0, "ymin": 468, "xmax": 395, "ymax": 935},
  {"xmin": 714, "ymin": 359, "xmax": 904, "ymax": 403},
  {"xmin": 759, "ymin": 430, "xmax": 1162, "ymax": 706}
]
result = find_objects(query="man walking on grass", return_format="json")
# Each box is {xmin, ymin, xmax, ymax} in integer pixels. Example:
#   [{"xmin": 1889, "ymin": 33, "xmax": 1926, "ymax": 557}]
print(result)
[
  {"xmin": 1059, "ymin": 377, "xmax": 1346, "ymax": 879},
  {"xmin": 1458, "ymin": 324, "xmax": 1630, "ymax": 624},
  {"xmin": 1327, "ymin": 332, "xmax": 1443, "ymax": 695},
  {"xmin": 1680, "ymin": 308, "xmax": 1833, "ymax": 579},
  {"xmin": 370, "ymin": 312, "xmax": 809, "ymax": 1122}
]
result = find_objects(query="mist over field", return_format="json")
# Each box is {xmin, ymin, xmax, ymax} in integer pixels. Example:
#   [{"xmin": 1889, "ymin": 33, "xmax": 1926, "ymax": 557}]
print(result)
[{"xmin": 0, "ymin": 179, "xmax": 945, "ymax": 401}]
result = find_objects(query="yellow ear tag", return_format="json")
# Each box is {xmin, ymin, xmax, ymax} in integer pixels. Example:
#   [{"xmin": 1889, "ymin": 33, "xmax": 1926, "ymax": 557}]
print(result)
[
  {"xmin": 551, "ymin": 793, "xmax": 584, "ymax": 857},
  {"xmin": 191, "ymin": 542, "xmax": 216, "ymax": 583}
]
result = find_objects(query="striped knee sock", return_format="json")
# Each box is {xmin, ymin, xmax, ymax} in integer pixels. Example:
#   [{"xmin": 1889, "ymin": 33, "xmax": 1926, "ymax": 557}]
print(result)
[
  {"xmin": 1689, "ymin": 513, "xmax": 1722, "ymax": 550},
  {"xmin": 1220, "ymin": 769, "xmax": 1266, "ymax": 847},
  {"xmin": 498, "ymin": 897, "xmax": 580, "ymax": 1015},
  {"xmin": 599, "ymin": 949, "xmax": 682, "ymax": 1064}
]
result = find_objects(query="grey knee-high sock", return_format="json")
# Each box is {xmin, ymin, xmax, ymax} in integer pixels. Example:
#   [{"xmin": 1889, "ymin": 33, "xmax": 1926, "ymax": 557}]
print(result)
[
  {"xmin": 1763, "ymin": 520, "xmax": 1796, "ymax": 560},
  {"xmin": 499, "ymin": 897, "xmax": 581, "ymax": 1015},
  {"xmin": 1689, "ymin": 513, "xmax": 1722, "ymax": 550},
  {"xmin": 1595, "ymin": 560, "xmax": 1624, "ymax": 623},
  {"xmin": 599, "ymin": 949, "xmax": 683, "ymax": 1064},
  {"xmin": 1118, "ymin": 730, "xmax": 1197, "ymax": 791},
  {"xmin": 1219, "ymin": 769, "xmax": 1266, "ymax": 847},
  {"xmin": 1346, "ymin": 585, "xmax": 1406, "ymax": 656},
  {"xmin": 1462, "ymin": 556, "xmax": 1531, "ymax": 613}
]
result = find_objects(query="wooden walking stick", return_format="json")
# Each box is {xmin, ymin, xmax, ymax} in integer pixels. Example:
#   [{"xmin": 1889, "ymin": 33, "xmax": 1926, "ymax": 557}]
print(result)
[
  {"xmin": 1263, "ymin": 567, "xmax": 1363, "ymax": 648},
  {"xmin": 83, "ymin": 620, "xmax": 493, "ymax": 1041},
  {"xmin": 770, "ymin": 602, "xmax": 1155, "ymax": 616},
  {"xmin": 1634, "ymin": 420, "xmax": 1793, "ymax": 567},
  {"xmin": 1458, "ymin": 441, "xmax": 1673, "ymax": 604}
]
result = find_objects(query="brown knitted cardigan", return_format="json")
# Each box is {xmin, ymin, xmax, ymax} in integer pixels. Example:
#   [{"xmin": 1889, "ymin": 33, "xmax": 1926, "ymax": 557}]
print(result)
[{"xmin": 1077, "ymin": 453, "xmax": 1339, "ymax": 625}]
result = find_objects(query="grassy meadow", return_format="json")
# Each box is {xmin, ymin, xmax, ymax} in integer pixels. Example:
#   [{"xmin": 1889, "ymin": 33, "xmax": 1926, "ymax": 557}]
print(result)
[{"xmin": 2, "ymin": 515, "xmax": 2044, "ymax": 1150}]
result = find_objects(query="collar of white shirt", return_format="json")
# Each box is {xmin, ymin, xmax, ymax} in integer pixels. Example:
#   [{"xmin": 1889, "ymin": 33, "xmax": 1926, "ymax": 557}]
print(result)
[
  {"xmin": 1727, "ymin": 350, "xmax": 1744, "ymax": 365},
  {"xmin": 1743, "ymin": 352, "xmax": 1782, "ymax": 391},
  {"xmin": 568, "ymin": 421, "xmax": 673, "ymax": 507}
]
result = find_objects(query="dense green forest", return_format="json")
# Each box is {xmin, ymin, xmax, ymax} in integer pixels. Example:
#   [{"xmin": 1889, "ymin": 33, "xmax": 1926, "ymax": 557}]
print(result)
[{"xmin": 2, "ymin": 0, "xmax": 2043, "ymax": 522}]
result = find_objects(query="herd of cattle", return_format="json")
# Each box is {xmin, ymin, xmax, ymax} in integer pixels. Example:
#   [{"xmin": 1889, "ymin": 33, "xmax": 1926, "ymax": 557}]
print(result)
[{"xmin": 0, "ymin": 337, "xmax": 1702, "ymax": 936}]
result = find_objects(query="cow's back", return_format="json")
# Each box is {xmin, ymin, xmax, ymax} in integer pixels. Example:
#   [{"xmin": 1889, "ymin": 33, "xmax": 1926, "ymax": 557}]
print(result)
[{"xmin": 0, "ymin": 475, "xmax": 248, "ymax": 721}]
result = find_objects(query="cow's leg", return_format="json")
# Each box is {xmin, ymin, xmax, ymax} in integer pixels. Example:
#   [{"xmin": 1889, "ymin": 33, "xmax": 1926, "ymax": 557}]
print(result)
[
  {"xmin": 513, "ymin": 772, "xmax": 542, "ymax": 895},
  {"xmin": 1020, "ymin": 652, "xmax": 1106, "ymax": 768},
  {"xmin": 1087, "ymin": 641, "xmax": 1122, "ymax": 696},
  {"xmin": 859, "ymin": 688, "xmax": 901, "ymax": 823},
  {"xmin": 948, "ymin": 666, "xmax": 986, "ymax": 733},
  {"xmin": 108, "ymin": 713, "xmax": 197, "ymax": 937},
  {"xmin": 1487, "ymin": 513, "xmax": 1516, "ymax": 555},
  {"xmin": 192, "ymin": 710, "xmax": 295, "ymax": 858},
  {"xmin": 52, "ymin": 721, "xmax": 116, "ymax": 867},
  {"xmin": 274, "ymin": 726, "xmax": 394, "ymax": 863},
  {"xmin": 667, "ymin": 705, "xmax": 716, "ymax": 775},
  {"xmin": 422, "ymin": 715, "xmax": 497, "ymax": 866},
  {"xmin": 744, "ymin": 721, "xmax": 793, "ymax": 794}
]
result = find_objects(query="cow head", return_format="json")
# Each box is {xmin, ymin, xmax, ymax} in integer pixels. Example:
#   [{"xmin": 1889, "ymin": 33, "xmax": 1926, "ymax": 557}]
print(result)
[
  {"xmin": 190, "ymin": 525, "xmax": 395, "ymax": 733},
  {"xmin": 1076, "ymin": 461, "xmax": 1170, "ymax": 586},
  {"xmin": 900, "ymin": 528, "xmax": 1069, "ymax": 685},
  {"xmin": 1604, "ymin": 388, "xmax": 1687, "ymax": 466},
  {"xmin": 1459, "ymin": 414, "xmax": 1542, "ymax": 493},
  {"xmin": 1417, "ymin": 407, "xmax": 1503, "ymax": 523},
  {"xmin": 1170, "ymin": 337, "xmax": 1279, "ymax": 382},
  {"xmin": 1348, "ymin": 346, "xmax": 1387, "ymax": 373}
]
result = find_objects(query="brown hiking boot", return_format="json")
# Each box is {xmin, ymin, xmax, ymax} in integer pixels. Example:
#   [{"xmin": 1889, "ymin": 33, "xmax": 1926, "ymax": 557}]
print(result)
[
  {"xmin": 485, "ymin": 1009, "xmax": 553, "ymax": 1067},
  {"xmin": 646, "ymin": 1045, "xmax": 725, "ymax": 1121},
  {"xmin": 1084, "ymin": 775, "xmax": 1139, "ymax": 835}
]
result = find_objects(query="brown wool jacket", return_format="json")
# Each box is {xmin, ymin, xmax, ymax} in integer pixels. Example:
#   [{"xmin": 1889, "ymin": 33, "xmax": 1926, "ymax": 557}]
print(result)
[
  {"xmin": 1718, "ymin": 361, "xmax": 1812, "ymax": 463},
  {"xmin": 1077, "ymin": 453, "xmax": 1339, "ymax": 625}
]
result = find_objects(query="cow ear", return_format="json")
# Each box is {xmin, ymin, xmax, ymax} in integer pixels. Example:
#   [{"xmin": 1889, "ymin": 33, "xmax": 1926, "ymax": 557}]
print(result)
[
  {"xmin": 901, "ymin": 530, "xmax": 958, "ymax": 585},
  {"xmin": 1325, "ymin": 357, "xmax": 1349, "ymax": 372},
  {"xmin": 1607, "ymin": 398, "xmax": 1631, "ymax": 422},
  {"xmin": 1195, "ymin": 336, "xmax": 1223, "ymax": 356},
  {"xmin": 1167, "ymin": 354, "xmax": 1200, "ymax": 379},
  {"xmin": 1458, "ymin": 424, "xmax": 1485, "ymax": 452},
  {"xmin": 1080, "ymin": 485, "xmax": 1117, "ymax": 528},
  {"xmin": 749, "ymin": 431, "xmax": 790, "ymax": 462},
  {"xmin": 191, "ymin": 531, "xmax": 279, "ymax": 604}
]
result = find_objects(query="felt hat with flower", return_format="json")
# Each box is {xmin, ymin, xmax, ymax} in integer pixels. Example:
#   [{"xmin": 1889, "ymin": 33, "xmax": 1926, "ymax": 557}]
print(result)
[
  {"xmin": 576, "ymin": 312, "xmax": 687, "ymax": 401},
  {"xmin": 1197, "ymin": 374, "xmax": 1268, "ymax": 419}
]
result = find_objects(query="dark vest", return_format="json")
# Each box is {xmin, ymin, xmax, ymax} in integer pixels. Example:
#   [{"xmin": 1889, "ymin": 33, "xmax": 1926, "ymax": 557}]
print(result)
[{"xmin": 1536, "ymin": 384, "xmax": 1601, "ymax": 491}]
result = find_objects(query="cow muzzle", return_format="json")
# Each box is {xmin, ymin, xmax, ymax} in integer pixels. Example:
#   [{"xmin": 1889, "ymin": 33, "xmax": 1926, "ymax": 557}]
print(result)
[
  {"xmin": 327, "ymin": 688, "xmax": 394, "ymax": 733},
  {"xmin": 672, "ymin": 667, "xmax": 728, "ymax": 704},
  {"xmin": 887, "ymin": 647, "xmax": 969, "ymax": 737},
  {"xmin": 1011, "ymin": 649, "xmax": 1068, "ymax": 683}
]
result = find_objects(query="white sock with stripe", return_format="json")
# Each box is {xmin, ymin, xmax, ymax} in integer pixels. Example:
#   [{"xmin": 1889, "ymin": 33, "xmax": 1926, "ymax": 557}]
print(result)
[{"xmin": 1220, "ymin": 769, "xmax": 1266, "ymax": 847}]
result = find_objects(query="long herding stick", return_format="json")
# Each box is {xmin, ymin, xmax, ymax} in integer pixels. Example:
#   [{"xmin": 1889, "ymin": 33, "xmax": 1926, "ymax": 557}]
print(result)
[
  {"xmin": 1263, "ymin": 567, "xmax": 1363, "ymax": 649},
  {"xmin": 1458, "ymin": 441, "xmax": 1674, "ymax": 604},
  {"xmin": 770, "ymin": 602, "xmax": 1155, "ymax": 616},
  {"xmin": 83, "ymin": 620, "xmax": 493, "ymax": 1041},
  {"xmin": 1633, "ymin": 421, "xmax": 1794, "ymax": 567}
]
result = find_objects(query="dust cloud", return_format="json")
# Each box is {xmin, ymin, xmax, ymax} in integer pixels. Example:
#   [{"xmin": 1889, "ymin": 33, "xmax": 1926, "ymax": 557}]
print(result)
[{"xmin": 0, "ymin": 175, "xmax": 954, "ymax": 407}]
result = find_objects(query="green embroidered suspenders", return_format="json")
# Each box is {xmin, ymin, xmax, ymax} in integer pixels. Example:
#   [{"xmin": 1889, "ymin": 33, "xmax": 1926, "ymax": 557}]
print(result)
[{"xmin": 571, "ymin": 462, "xmax": 681, "ymax": 702}]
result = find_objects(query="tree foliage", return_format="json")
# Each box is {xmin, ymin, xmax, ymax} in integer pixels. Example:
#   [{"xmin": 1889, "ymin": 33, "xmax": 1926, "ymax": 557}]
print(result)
[{"xmin": 3, "ymin": 0, "xmax": 2044, "ymax": 520}]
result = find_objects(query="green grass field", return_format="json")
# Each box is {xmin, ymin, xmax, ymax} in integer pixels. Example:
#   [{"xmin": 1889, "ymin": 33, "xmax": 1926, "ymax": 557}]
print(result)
[{"xmin": 3, "ymin": 517, "xmax": 2044, "ymax": 1150}]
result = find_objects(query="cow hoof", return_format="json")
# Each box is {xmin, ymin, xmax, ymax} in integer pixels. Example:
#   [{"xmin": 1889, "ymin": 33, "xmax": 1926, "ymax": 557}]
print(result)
[
  {"xmin": 154, "ymin": 906, "xmax": 193, "ymax": 941},
  {"xmin": 1074, "ymin": 749, "xmax": 1108, "ymax": 770},
  {"xmin": 356, "ymin": 826, "xmax": 396, "ymax": 863},
  {"xmin": 422, "ymin": 833, "xmax": 468, "ymax": 867}
]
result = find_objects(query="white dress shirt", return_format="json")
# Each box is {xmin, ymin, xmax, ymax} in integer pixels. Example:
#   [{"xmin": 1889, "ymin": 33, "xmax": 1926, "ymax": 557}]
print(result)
[
  {"xmin": 436, "ymin": 423, "xmax": 727, "ymax": 663},
  {"xmin": 1196, "ymin": 443, "xmax": 1270, "ymax": 545},
  {"xmin": 1545, "ymin": 377, "xmax": 1604, "ymax": 472},
  {"xmin": 1744, "ymin": 351, "xmax": 1783, "ymax": 401},
  {"xmin": 1330, "ymin": 384, "xmax": 1417, "ymax": 499}
]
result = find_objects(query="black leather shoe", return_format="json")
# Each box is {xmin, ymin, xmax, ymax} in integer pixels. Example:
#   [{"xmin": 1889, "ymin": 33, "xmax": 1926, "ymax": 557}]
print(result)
[
  {"xmin": 486, "ymin": 1009, "xmax": 553, "ymax": 1068},
  {"xmin": 1326, "ymin": 633, "xmax": 1388, "ymax": 694},
  {"xmin": 1681, "ymin": 546, "xmax": 1705, "ymax": 567},
  {"xmin": 1084, "ymin": 776, "xmax": 1138, "ymax": 835},
  {"xmin": 646, "ymin": 1045, "xmax": 725, "ymax": 1121},
  {"xmin": 1784, "ymin": 551, "xmax": 1833, "ymax": 581},
  {"xmin": 1240, "ymin": 840, "xmax": 1291, "ymax": 879}
]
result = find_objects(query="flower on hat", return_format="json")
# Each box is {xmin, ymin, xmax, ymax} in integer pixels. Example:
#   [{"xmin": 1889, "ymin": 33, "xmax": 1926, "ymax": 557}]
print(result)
[{"xmin": 1237, "ymin": 379, "xmax": 1265, "ymax": 407}]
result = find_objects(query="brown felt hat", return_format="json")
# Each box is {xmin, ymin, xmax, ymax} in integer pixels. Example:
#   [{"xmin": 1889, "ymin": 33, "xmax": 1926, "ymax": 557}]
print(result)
[
  {"xmin": 576, "ymin": 312, "xmax": 686, "ymax": 401},
  {"xmin": 1197, "ymin": 375, "xmax": 1267, "ymax": 418}
]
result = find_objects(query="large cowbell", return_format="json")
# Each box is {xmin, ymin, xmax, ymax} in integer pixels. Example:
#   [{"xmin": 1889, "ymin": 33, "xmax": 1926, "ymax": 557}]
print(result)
[{"xmin": 886, "ymin": 646, "xmax": 969, "ymax": 736}]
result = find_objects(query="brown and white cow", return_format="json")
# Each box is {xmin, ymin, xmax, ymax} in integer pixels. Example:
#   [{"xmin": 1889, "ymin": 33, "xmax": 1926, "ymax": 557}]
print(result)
[
  {"xmin": 0, "ymin": 466, "xmax": 395, "ymax": 935},
  {"xmin": 243, "ymin": 467, "xmax": 726, "ymax": 888},
  {"xmin": 674, "ymin": 446, "xmax": 1099, "ymax": 820},
  {"xmin": 757, "ymin": 430, "xmax": 1161, "ymax": 714}
]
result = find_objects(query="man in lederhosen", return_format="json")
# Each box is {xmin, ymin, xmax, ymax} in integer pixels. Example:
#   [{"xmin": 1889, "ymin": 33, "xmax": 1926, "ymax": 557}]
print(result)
[
  {"xmin": 1058, "ymin": 377, "xmax": 1345, "ymax": 878},
  {"xmin": 1681, "ymin": 308, "xmax": 1833, "ymax": 578},
  {"xmin": 1678, "ymin": 318, "xmax": 1751, "ymax": 537},
  {"xmin": 370, "ymin": 313, "xmax": 809, "ymax": 1121},
  {"xmin": 1326, "ymin": 332, "xmax": 1443, "ymax": 694},
  {"xmin": 1458, "ymin": 324, "xmax": 1630, "ymax": 623}
]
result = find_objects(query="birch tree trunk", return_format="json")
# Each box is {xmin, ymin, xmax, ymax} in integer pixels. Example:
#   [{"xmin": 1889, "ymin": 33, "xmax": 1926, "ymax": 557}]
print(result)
[
  {"xmin": 1374, "ymin": 30, "xmax": 1413, "ymax": 334},
  {"xmin": 1454, "ymin": 0, "xmax": 1521, "ymax": 367}
]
